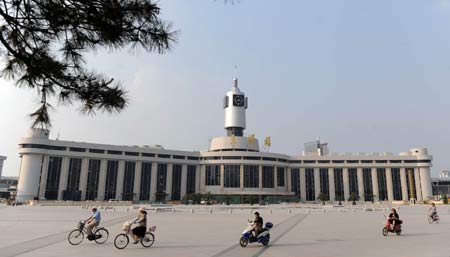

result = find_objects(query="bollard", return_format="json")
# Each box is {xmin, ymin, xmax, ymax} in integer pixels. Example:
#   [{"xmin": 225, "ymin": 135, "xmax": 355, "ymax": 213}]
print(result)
[
  {"xmin": 209, "ymin": 209, "xmax": 213, "ymax": 214},
  {"xmin": 127, "ymin": 207, "xmax": 129, "ymax": 213},
  {"xmin": 322, "ymin": 208, "xmax": 325, "ymax": 213},
  {"xmin": 306, "ymin": 209, "xmax": 310, "ymax": 214},
  {"xmin": 288, "ymin": 209, "xmax": 291, "ymax": 214},
  {"xmin": 113, "ymin": 207, "xmax": 116, "ymax": 212},
  {"xmin": 172, "ymin": 208, "xmax": 175, "ymax": 213},
  {"xmin": 190, "ymin": 209, "xmax": 194, "ymax": 214},
  {"xmin": 229, "ymin": 209, "xmax": 233, "ymax": 214},
  {"xmin": 269, "ymin": 209, "xmax": 272, "ymax": 214},
  {"xmin": 353, "ymin": 208, "xmax": 356, "ymax": 213}
]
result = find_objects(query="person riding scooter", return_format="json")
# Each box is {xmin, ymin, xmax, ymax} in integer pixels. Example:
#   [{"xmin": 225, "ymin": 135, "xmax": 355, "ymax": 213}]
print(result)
[
  {"xmin": 386, "ymin": 208, "xmax": 399, "ymax": 231},
  {"xmin": 428, "ymin": 203, "xmax": 437, "ymax": 220},
  {"xmin": 252, "ymin": 212, "xmax": 263, "ymax": 237}
]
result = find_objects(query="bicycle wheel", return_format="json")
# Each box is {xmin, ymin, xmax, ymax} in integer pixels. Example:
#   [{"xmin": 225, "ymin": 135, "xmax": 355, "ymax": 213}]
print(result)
[
  {"xmin": 94, "ymin": 228, "xmax": 109, "ymax": 244},
  {"xmin": 68, "ymin": 229, "xmax": 84, "ymax": 245},
  {"xmin": 141, "ymin": 232, "xmax": 155, "ymax": 248},
  {"xmin": 114, "ymin": 234, "xmax": 129, "ymax": 249}
]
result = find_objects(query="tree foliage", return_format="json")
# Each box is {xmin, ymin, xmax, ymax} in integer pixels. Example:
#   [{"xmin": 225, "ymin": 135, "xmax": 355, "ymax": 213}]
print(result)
[{"xmin": 0, "ymin": 0, "xmax": 177, "ymax": 128}]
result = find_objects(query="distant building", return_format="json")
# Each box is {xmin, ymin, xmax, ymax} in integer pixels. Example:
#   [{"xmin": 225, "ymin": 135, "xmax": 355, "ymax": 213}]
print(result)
[
  {"xmin": 0, "ymin": 155, "xmax": 6, "ymax": 178},
  {"xmin": 0, "ymin": 176, "xmax": 17, "ymax": 199},
  {"xmin": 15, "ymin": 78, "xmax": 434, "ymax": 203}
]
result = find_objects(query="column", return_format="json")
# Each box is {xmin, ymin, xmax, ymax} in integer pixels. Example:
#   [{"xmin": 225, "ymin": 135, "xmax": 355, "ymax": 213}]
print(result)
[
  {"xmin": 300, "ymin": 168, "xmax": 306, "ymax": 201},
  {"xmin": 195, "ymin": 164, "xmax": 201, "ymax": 193},
  {"xmin": 97, "ymin": 159, "xmax": 107, "ymax": 201},
  {"xmin": 38, "ymin": 156, "xmax": 49, "ymax": 198},
  {"xmin": 328, "ymin": 168, "xmax": 335, "ymax": 202},
  {"xmin": 385, "ymin": 168, "xmax": 394, "ymax": 202},
  {"xmin": 314, "ymin": 168, "xmax": 320, "ymax": 200},
  {"xmin": 274, "ymin": 166, "xmax": 278, "ymax": 191},
  {"xmin": 357, "ymin": 168, "xmax": 364, "ymax": 202},
  {"xmin": 57, "ymin": 156, "xmax": 70, "ymax": 200},
  {"xmin": 343, "ymin": 168, "xmax": 350, "ymax": 201},
  {"xmin": 79, "ymin": 158, "xmax": 89, "ymax": 200},
  {"xmin": 133, "ymin": 161, "xmax": 142, "ymax": 201},
  {"xmin": 115, "ymin": 160, "xmax": 125, "ymax": 200},
  {"xmin": 287, "ymin": 168, "xmax": 292, "ymax": 193},
  {"xmin": 414, "ymin": 168, "xmax": 423, "ymax": 201},
  {"xmin": 400, "ymin": 168, "xmax": 408, "ymax": 201},
  {"xmin": 166, "ymin": 163, "xmax": 173, "ymax": 201},
  {"xmin": 371, "ymin": 168, "xmax": 379, "ymax": 202},
  {"xmin": 419, "ymin": 167, "xmax": 433, "ymax": 200},
  {"xmin": 180, "ymin": 164, "xmax": 188, "ymax": 199},
  {"xmin": 240, "ymin": 164, "xmax": 244, "ymax": 190},
  {"xmin": 258, "ymin": 165, "xmax": 263, "ymax": 190},
  {"xmin": 220, "ymin": 164, "xmax": 224, "ymax": 191},
  {"xmin": 150, "ymin": 162, "xmax": 158, "ymax": 202},
  {"xmin": 199, "ymin": 165, "xmax": 206, "ymax": 193}
]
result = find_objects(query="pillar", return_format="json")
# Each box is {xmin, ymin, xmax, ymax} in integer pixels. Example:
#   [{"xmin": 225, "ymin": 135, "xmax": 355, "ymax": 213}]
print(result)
[
  {"xmin": 385, "ymin": 168, "xmax": 394, "ymax": 202},
  {"xmin": 300, "ymin": 168, "xmax": 306, "ymax": 201},
  {"xmin": 199, "ymin": 165, "xmax": 206, "ymax": 193},
  {"xmin": 133, "ymin": 161, "xmax": 142, "ymax": 201},
  {"xmin": 314, "ymin": 168, "xmax": 320, "ymax": 200},
  {"xmin": 150, "ymin": 162, "xmax": 158, "ymax": 202},
  {"xmin": 97, "ymin": 159, "xmax": 107, "ymax": 201},
  {"xmin": 419, "ymin": 167, "xmax": 433, "ymax": 200},
  {"xmin": 220, "ymin": 164, "xmax": 224, "ymax": 191},
  {"xmin": 328, "ymin": 168, "xmax": 335, "ymax": 202},
  {"xmin": 287, "ymin": 168, "xmax": 292, "ymax": 193},
  {"xmin": 38, "ymin": 156, "xmax": 50, "ymax": 199},
  {"xmin": 274, "ymin": 166, "xmax": 278, "ymax": 191},
  {"xmin": 371, "ymin": 168, "xmax": 379, "ymax": 202},
  {"xmin": 357, "ymin": 168, "xmax": 364, "ymax": 202},
  {"xmin": 57, "ymin": 156, "xmax": 70, "ymax": 200},
  {"xmin": 115, "ymin": 160, "xmax": 125, "ymax": 200},
  {"xmin": 240, "ymin": 164, "xmax": 244, "ymax": 190},
  {"xmin": 180, "ymin": 164, "xmax": 188, "ymax": 199},
  {"xmin": 258, "ymin": 165, "xmax": 263, "ymax": 190},
  {"xmin": 166, "ymin": 163, "xmax": 173, "ymax": 201},
  {"xmin": 343, "ymin": 168, "xmax": 350, "ymax": 201},
  {"xmin": 79, "ymin": 158, "xmax": 89, "ymax": 200},
  {"xmin": 400, "ymin": 168, "xmax": 408, "ymax": 201},
  {"xmin": 414, "ymin": 168, "xmax": 423, "ymax": 201}
]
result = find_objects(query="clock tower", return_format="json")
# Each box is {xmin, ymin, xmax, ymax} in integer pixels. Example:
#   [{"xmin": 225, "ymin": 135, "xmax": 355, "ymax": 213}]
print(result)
[{"xmin": 223, "ymin": 77, "xmax": 247, "ymax": 136}]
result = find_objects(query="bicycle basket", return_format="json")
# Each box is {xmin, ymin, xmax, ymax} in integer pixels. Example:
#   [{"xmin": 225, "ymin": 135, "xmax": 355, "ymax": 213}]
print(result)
[
  {"xmin": 149, "ymin": 226, "xmax": 157, "ymax": 232},
  {"xmin": 78, "ymin": 221, "xmax": 84, "ymax": 230},
  {"xmin": 122, "ymin": 221, "xmax": 132, "ymax": 231}
]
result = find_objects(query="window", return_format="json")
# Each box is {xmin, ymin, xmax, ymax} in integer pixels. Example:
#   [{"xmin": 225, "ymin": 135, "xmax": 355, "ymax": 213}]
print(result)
[
  {"xmin": 303, "ymin": 160, "xmax": 316, "ymax": 164},
  {"xmin": 363, "ymin": 168, "xmax": 373, "ymax": 202},
  {"xmin": 45, "ymin": 156, "xmax": 63, "ymax": 200},
  {"xmin": 332, "ymin": 160, "xmax": 344, "ymax": 163},
  {"xmin": 346, "ymin": 160, "xmax": 359, "ymax": 164},
  {"xmin": 187, "ymin": 156, "xmax": 199, "ymax": 160},
  {"xmin": 205, "ymin": 165, "xmax": 220, "ymax": 186},
  {"xmin": 406, "ymin": 168, "xmax": 416, "ymax": 199},
  {"xmin": 361, "ymin": 160, "xmax": 373, "ymax": 164},
  {"xmin": 375, "ymin": 160, "xmax": 387, "ymax": 163},
  {"xmin": 262, "ymin": 166, "xmax": 274, "ymax": 188},
  {"xmin": 348, "ymin": 168, "xmax": 358, "ymax": 197},
  {"xmin": 334, "ymin": 168, "xmax": 344, "ymax": 201},
  {"xmin": 140, "ymin": 162, "xmax": 152, "ymax": 201},
  {"xmin": 224, "ymin": 165, "xmax": 240, "ymax": 188},
  {"xmin": 20, "ymin": 144, "xmax": 66, "ymax": 151},
  {"xmin": 291, "ymin": 168, "xmax": 300, "ymax": 197},
  {"xmin": 187, "ymin": 165, "xmax": 196, "ymax": 194},
  {"xmin": 243, "ymin": 156, "xmax": 261, "ymax": 160},
  {"xmin": 157, "ymin": 164, "xmax": 167, "ymax": 194},
  {"xmin": 86, "ymin": 159, "xmax": 101, "ymax": 200},
  {"xmin": 158, "ymin": 154, "xmax": 171, "ymax": 159},
  {"xmin": 104, "ymin": 160, "xmax": 119, "ymax": 200},
  {"xmin": 319, "ymin": 168, "xmax": 329, "ymax": 200},
  {"xmin": 389, "ymin": 160, "xmax": 401, "ymax": 163},
  {"xmin": 391, "ymin": 168, "xmax": 402, "ymax": 200},
  {"xmin": 377, "ymin": 168, "xmax": 387, "ymax": 201},
  {"xmin": 277, "ymin": 167, "xmax": 285, "ymax": 187},
  {"xmin": 318, "ymin": 160, "xmax": 330, "ymax": 164},
  {"xmin": 290, "ymin": 160, "xmax": 302, "ymax": 164},
  {"xmin": 125, "ymin": 152, "xmax": 139, "ymax": 156},
  {"xmin": 277, "ymin": 158, "xmax": 287, "ymax": 163},
  {"xmin": 122, "ymin": 162, "xmax": 135, "ymax": 201},
  {"xmin": 173, "ymin": 155, "xmax": 185, "ymax": 160},
  {"xmin": 244, "ymin": 165, "xmax": 258, "ymax": 188},
  {"xmin": 89, "ymin": 149, "xmax": 104, "ymax": 154},
  {"xmin": 223, "ymin": 156, "xmax": 242, "ymax": 160},
  {"xmin": 305, "ymin": 168, "xmax": 315, "ymax": 201},
  {"xmin": 69, "ymin": 147, "xmax": 86, "ymax": 152},
  {"xmin": 107, "ymin": 150, "xmax": 122, "ymax": 155},
  {"xmin": 66, "ymin": 158, "xmax": 82, "ymax": 191},
  {"xmin": 142, "ymin": 153, "xmax": 155, "ymax": 157},
  {"xmin": 262, "ymin": 157, "xmax": 276, "ymax": 161},
  {"xmin": 171, "ymin": 165, "xmax": 182, "ymax": 200}
]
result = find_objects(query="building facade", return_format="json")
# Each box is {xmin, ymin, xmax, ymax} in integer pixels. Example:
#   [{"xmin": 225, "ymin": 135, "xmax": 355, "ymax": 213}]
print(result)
[{"xmin": 15, "ymin": 78, "xmax": 433, "ymax": 203}]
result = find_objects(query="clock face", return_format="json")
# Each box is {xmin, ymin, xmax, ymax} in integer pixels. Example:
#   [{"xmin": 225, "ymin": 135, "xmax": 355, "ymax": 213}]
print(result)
[{"xmin": 233, "ymin": 94, "xmax": 245, "ymax": 107}]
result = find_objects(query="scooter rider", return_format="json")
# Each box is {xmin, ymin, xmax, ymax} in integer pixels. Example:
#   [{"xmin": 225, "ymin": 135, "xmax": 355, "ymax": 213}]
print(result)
[
  {"xmin": 428, "ymin": 203, "xmax": 437, "ymax": 219},
  {"xmin": 386, "ymin": 208, "xmax": 399, "ymax": 231},
  {"xmin": 252, "ymin": 212, "xmax": 263, "ymax": 237}
]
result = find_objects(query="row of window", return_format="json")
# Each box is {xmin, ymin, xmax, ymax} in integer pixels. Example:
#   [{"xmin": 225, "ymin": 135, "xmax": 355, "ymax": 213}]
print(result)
[
  {"xmin": 44, "ymin": 157, "xmax": 197, "ymax": 201},
  {"xmin": 20, "ymin": 144, "xmax": 431, "ymax": 164}
]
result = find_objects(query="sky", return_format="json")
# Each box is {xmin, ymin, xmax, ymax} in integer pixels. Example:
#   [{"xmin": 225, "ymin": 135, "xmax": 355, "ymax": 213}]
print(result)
[{"xmin": 1, "ymin": 0, "xmax": 450, "ymax": 177}]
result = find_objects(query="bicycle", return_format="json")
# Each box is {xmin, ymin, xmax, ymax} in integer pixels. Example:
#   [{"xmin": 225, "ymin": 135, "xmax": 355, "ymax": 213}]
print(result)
[
  {"xmin": 114, "ymin": 221, "xmax": 156, "ymax": 249},
  {"xmin": 428, "ymin": 213, "xmax": 439, "ymax": 224},
  {"xmin": 68, "ymin": 221, "xmax": 109, "ymax": 245}
]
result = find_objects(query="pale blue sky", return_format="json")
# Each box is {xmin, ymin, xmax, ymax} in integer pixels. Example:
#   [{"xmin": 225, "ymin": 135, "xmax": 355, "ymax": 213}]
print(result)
[{"xmin": 1, "ymin": 0, "xmax": 450, "ymax": 176}]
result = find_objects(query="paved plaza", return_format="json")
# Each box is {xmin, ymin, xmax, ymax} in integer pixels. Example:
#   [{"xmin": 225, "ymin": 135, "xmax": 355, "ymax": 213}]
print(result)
[{"xmin": 0, "ymin": 204, "xmax": 449, "ymax": 257}]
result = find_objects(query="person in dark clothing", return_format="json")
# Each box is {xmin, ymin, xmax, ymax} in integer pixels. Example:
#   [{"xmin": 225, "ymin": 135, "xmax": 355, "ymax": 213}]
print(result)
[
  {"xmin": 386, "ymin": 208, "xmax": 399, "ymax": 231},
  {"xmin": 252, "ymin": 212, "xmax": 263, "ymax": 237}
]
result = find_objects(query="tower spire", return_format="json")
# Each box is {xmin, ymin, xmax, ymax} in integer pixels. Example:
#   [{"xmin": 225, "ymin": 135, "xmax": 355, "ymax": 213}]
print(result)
[{"xmin": 233, "ymin": 65, "xmax": 238, "ymax": 88}]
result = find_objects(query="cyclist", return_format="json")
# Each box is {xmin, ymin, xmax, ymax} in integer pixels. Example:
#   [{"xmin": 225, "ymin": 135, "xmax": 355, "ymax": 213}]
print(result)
[
  {"xmin": 428, "ymin": 203, "xmax": 437, "ymax": 220},
  {"xmin": 386, "ymin": 208, "xmax": 399, "ymax": 231},
  {"xmin": 131, "ymin": 207, "xmax": 147, "ymax": 244},
  {"xmin": 85, "ymin": 207, "xmax": 101, "ymax": 240}
]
